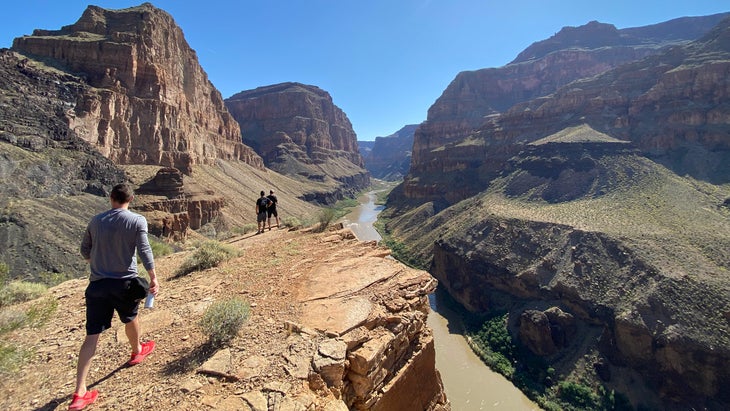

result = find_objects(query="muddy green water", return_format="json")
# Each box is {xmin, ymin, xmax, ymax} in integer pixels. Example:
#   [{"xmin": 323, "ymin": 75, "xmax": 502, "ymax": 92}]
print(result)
[{"xmin": 341, "ymin": 191, "xmax": 540, "ymax": 410}]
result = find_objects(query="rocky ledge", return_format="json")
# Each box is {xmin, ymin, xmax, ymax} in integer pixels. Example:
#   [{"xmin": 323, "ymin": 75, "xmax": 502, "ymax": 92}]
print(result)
[{"xmin": 1, "ymin": 226, "xmax": 449, "ymax": 410}]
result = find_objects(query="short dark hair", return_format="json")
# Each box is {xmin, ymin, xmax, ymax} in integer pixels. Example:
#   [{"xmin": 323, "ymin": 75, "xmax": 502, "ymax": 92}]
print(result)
[
  {"xmin": 260, "ymin": 190, "xmax": 265, "ymax": 196},
  {"xmin": 270, "ymin": 190, "xmax": 274, "ymax": 194},
  {"xmin": 111, "ymin": 183, "xmax": 134, "ymax": 204}
]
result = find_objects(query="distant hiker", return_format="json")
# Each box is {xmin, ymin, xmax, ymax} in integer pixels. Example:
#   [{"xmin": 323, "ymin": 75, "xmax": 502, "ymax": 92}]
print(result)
[
  {"xmin": 256, "ymin": 190, "xmax": 271, "ymax": 234},
  {"xmin": 71, "ymin": 183, "xmax": 159, "ymax": 411},
  {"xmin": 266, "ymin": 189, "xmax": 279, "ymax": 230}
]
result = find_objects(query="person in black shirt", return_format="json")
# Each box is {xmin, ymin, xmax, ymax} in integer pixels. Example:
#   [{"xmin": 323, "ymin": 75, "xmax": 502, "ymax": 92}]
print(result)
[
  {"xmin": 266, "ymin": 190, "xmax": 279, "ymax": 230},
  {"xmin": 255, "ymin": 191, "xmax": 270, "ymax": 234}
]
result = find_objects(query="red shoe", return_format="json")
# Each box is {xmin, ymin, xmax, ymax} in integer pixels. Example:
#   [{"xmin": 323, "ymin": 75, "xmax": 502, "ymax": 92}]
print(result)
[
  {"xmin": 128, "ymin": 340, "xmax": 155, "ymax": 365},
  {"xmin": 68, "ymin": 390, "xmax": 98, "ymax": 410}
]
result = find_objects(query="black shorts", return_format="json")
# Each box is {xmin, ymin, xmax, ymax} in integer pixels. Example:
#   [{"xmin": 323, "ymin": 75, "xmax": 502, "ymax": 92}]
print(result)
[
  {"xmin": 85, "ymin": 278, "xmax": 141, "ymax": 335},
  {"xmin": 267, "ymin": 207, "xmax": 277, "ymax": 218},
  {"xmin": 257, "ymin": 211, "xmax": 267, "ymax": 222}
]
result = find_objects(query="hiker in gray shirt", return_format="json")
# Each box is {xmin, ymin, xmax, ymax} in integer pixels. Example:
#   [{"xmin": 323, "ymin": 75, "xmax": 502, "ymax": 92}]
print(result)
[{"xmin": 69, "ymin": 183, "xmax": 160, "ymax": 410}]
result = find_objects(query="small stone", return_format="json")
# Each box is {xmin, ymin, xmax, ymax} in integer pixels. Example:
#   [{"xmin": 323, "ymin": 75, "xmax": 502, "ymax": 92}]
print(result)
[{"xmin": 180, "ymin": 378, "xmax": 203, "ymax": 393}]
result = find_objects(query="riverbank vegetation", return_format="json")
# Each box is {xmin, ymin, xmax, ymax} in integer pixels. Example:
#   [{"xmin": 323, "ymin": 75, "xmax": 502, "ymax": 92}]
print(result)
[{"xmin": 464, "ymin": 310, "xmax": 633, "ymax": 411}]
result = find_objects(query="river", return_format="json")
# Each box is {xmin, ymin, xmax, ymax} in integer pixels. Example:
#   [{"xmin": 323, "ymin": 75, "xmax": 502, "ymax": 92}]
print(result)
[{"xmin": 340, "ymin": 190, "xmax": 540, "ymax": 410}]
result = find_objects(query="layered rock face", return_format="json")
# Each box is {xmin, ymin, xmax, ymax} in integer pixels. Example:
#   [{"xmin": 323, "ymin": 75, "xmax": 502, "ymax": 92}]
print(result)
[
  {"xmin": 12, "ymin": 3, "xmax": 263, "ymax": 174},
  {"xmin": 226, "ymin": 82, "xmax": 369, "ymax": 203},
  {"xmin": 134, "ymin": 167, "xmax": 224, "ymax": 241},
  {"xmin": 0, "ymin": 49, "xmax": 125, "ymax": 277},
  {"xmin": 404, "ymin": 14, "xmax": 730, "ymax": 205},
  {"xmin": 363, "ymin": 124, "xmax": 417, "ymax": 181},
  {"xmin": 432, "ymin": 213, "xmax": 730, "ymax": 409},
  {"xmin": 294, "ymin": 229, "xmax": 448, "ymax": 410}
]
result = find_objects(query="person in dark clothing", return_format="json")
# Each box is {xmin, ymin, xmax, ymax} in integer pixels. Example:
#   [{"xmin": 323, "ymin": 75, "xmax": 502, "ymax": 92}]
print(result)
[
  {"xmin": 70, "ymin": 183, "xmax": 159, "ymax": 410},
  {"xmin": 266, "ymin": 190, "xmax": 279, "ymax": 230},
  {"xmin": 255, "ymin": 190, "xmax": 270, "ymax": 234}
]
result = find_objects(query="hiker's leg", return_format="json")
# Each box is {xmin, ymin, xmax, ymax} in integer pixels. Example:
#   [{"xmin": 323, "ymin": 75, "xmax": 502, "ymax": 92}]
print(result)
[
  {"xmin": 125, "ymin": 316, "xmax": 142, "ymax": 354},
  {"xmin": 74, "ymin": 333, "xmax": 100, "ymax": 396}
]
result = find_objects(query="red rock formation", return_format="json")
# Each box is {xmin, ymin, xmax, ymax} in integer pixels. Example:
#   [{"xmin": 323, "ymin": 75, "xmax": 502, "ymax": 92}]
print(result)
[
  {"xmin": 225, "ymin": 82, "xmax": 369, "ymax": 201},
  {"xmin": 363, "ymin": 124, "xmax": 417, "ymax": 181},
  {"xmin": 134, "ymin": 167, "xmax": 224, "ymax": 240},
  {"xmin": 12, "ymin": 3, "xmax": 263, "ymax": 174},
  {"xmin": 404, "ymin": 15, "xmax": 730, "ymax": 205}
]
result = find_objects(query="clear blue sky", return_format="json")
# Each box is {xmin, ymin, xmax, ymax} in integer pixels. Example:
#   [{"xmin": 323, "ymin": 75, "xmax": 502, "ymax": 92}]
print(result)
[{"xmin": 1, "ymin": 1, "xmax": 727, "ymax": 140}]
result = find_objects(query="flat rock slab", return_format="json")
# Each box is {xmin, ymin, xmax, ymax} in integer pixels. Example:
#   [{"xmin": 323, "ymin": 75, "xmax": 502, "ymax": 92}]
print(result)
[
  {"xmin": 294, "ymin": 255, "xmax": 406, "ymax": 335},
  {"xmin": 300, "ymin": 296, "xmax": 372, "ymax": 335},
  {"xmin": 198, "ymin": 348, "xmax": 238, "ymax": 380},
  {"xmin": 298, "ymin": 256, "xmax": 400, "ymax": 302}
]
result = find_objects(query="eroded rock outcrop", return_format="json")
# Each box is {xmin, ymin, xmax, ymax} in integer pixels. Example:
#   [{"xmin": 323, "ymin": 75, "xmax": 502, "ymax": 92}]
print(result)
[
  {"xmin": 134, "ymin": 167, "xmax": 224, "ymax": 240},
  {"xmin": 226, "ymin": 82, "xmax": 369, "ymax": 203},
  {"xmin": 293, "ymin": 230, "xmax": 448, "ymax": 410},
  {"xmin": 12, "ymin": 3, "xmax": 263, "ymax": 174}
]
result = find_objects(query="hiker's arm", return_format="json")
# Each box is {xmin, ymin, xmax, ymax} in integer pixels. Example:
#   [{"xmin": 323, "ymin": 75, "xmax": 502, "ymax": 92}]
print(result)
[{"xmin": 147, "ymin": 268, "xmax": 159, "ymax": 296}]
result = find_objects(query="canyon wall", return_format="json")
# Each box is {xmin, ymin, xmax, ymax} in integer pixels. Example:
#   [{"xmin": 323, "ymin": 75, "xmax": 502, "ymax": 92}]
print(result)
[
  {"xmin": 226, "ymin": 82, "xmax": 369, "ymax": 203},
  {"xmin": 403, "ymin": 14, "xmax": 730, "ymax": 206},
  {"xmin": 362, "ymin": 124, "xmax": 417, "ymax": 181},
  {"xmin": 12, "ymin": 3, "xmax": 263, "ymax": 175}
]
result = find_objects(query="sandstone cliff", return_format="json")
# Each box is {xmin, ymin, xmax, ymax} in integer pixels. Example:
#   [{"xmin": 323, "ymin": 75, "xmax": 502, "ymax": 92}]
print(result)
[
  {"xmin": 225, "ymin": 82, "xmax": 369, "ymax": 204},
  {"xmin": 11, "ymin": 3, "xmax": 263, "ymax": 175},
  {"xmin": 405, "ymin": 14, "xmax": 730, "ymax": 206},
  {"xmin": 362, "ymin": 124, "xmax": 417, "ymax": 181}
]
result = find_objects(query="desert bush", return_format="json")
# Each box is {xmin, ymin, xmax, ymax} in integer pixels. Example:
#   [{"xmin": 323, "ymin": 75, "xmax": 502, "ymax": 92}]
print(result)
[
  {"xmin": 0, "ymin": 309, "xmax": 26, "ymax": 335},
  {"xmin": 0, "ymin": 342, "xmax": 30, "ymax": 375},
  {"xmin": 0, "ymin": 281, "xmax": 47, "ymax": 307},
  {"xmin": 24, "ymin": 297, "xmax": 57, "ymax": 328},
  {"xmin": 0, "ymin": 297, "xmax": 57, "ymax": 334},
  {"xmin": 199, "ymin": 297, "xmax": 250, "ymax": 346},
  {"xmin": 174, "ymin": 240, "xmax": 240, "ymax": 277},
  {"xmin": 232, "ymin": 223, "xmax": 258, "ymax": 235},
  {"xmin": 149, "ymin": 236, "xmax": 174, "ymax": 258},
  {"xmin": 281, "ymin": 216, "xmax": 302, "ymax": 230},
  {"xmin": 314, "ymin": 208, "xmax": 336, "ymax": 233}
]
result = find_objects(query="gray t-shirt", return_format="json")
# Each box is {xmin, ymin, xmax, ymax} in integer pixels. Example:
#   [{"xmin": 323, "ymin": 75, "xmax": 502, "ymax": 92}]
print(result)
[{"xmin": 80, "ymin": 208, "xmax": 155, "ymax": 282}]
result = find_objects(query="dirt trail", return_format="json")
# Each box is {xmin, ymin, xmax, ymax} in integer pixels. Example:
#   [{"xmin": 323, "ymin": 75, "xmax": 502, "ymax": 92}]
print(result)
[{"xmin": 1, "ymin": 225, "xmax": 410, "ymax": 410}]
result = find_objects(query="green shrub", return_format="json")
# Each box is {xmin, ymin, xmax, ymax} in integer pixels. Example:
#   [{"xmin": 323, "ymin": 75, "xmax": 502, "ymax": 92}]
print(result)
[
  {"xmin": 281, "ymin": 216, "xmax": 302, "ymax": 230},
  {"xmin": 149, "ymin": 236, "xmax": 174, "ymax": 258},
  {"xmin": 314, "ymin": 208, "xmax": 336, "ymax": 233},
  {"xmin": 0, "ymin": 309, "xmax": 26, "ymax": 335},
  {"xmin": 0, "ymin": 297, "xmax": 57, "ymax": 335},
  {"xmin": 232, "ymin": 223, "xmax": 258, "ymax": 235},
  {"xmin": 25, "ymin": 297, "xmax": 58, "ymax": 328},
  {"xmin": 466, "ymin": 313, "xmax": 518, "ymax": 377},
  {"xmin": 199, "ymin": 297, "xmax": 250, "ymax": 346},
  {"xmin": 558, "ymin": 381, "xmax": 598, "ymax": 409},
  {"xmin": 0, "ymin": 281, "xmax": 47, "ymax": 307},
  {"xmin": 0, "ymin": 342, "xmax": 30, "ymax": 375},
  {"xmin": 175, "ymin": 240, "xmax": 240, "ymax": 277}
]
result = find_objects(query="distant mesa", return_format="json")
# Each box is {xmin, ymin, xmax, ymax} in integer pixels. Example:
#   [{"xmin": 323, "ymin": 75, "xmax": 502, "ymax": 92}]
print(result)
[{"xmin": 225, "ymin": 82, "xmax": 369, "ymax": 203}]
